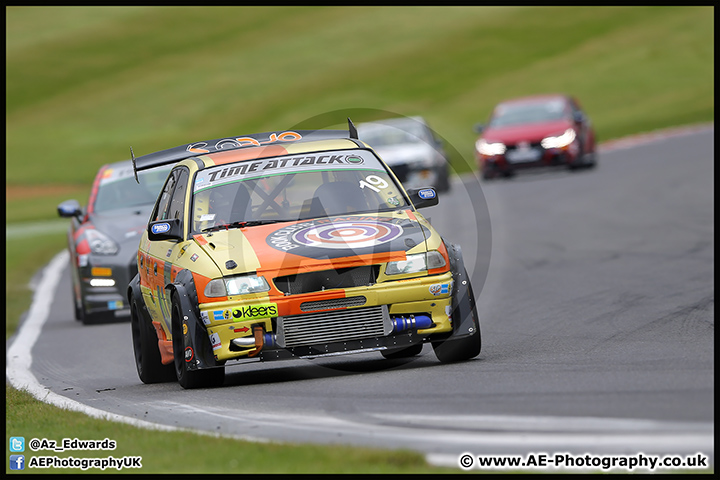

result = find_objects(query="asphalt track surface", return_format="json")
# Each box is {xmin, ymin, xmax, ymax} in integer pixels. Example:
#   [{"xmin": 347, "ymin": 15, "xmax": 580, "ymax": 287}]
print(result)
[{"xmin": 7, "ymin": 126, "xmax": 714, "ymax": 470}]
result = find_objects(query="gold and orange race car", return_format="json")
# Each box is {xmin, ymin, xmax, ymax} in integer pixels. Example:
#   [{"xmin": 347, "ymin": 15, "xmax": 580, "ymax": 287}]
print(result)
[{"xmin": 128, "ymin": 120, "xmax": 481, "ymax": 389}]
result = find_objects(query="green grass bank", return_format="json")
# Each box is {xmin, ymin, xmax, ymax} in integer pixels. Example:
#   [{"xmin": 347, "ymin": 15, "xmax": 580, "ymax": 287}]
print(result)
[{"xmin": 6, "ymin": 6, "xmax": 713, "ymax": 474}]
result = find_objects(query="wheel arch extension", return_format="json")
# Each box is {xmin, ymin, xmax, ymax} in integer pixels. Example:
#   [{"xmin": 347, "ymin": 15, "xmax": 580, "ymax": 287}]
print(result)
[
  {"xmin": 166, "ymin": 269, "xmax": 221, "ymax": 371},
  {"xmin": 441, "ymin": 241, "xmax": 478, "ymax": 340}
]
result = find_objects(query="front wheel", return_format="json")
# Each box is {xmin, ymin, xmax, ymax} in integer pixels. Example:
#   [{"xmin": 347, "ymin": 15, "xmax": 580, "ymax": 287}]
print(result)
[{"xmin": 171, "ymin": 291, "xmax": 224, "ymax": 389}]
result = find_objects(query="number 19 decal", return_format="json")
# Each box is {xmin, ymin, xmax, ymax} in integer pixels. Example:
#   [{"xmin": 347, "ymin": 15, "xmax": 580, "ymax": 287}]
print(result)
[{"xmin": 359, "ymin": 175, "xmax": 388, "ymax": 192}]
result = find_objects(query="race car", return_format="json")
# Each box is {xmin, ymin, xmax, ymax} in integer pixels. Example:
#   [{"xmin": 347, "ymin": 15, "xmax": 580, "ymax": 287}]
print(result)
[
  {"xmin": 474, "ymin": 94, "xmax": 597, "ymax": 179},
  {"xmin": 127, "ymin": 120, "xmax": 481, "ymax": 388},
  {"xmin": 57, "ymin": 161, "xmax": 172, "ymax": 324},
  {"xmin": 357, "ymin": 116, "xmax": 452, "ymax": 192}
]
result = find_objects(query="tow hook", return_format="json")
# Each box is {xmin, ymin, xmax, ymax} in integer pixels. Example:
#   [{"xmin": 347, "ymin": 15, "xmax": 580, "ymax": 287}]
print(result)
[{"xmin": 248, "ymin": 325, "xmax": 265, "ymax": 357}]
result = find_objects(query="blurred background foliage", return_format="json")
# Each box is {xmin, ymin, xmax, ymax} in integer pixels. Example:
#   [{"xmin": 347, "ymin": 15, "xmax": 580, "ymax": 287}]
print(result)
[{"xmin": 7, "ymin": 6, "xmax": 713, "ymax": 201}]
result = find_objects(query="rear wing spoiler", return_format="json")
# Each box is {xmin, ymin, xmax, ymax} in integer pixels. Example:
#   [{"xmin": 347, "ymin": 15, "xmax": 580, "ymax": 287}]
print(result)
[{"xmin": 132, "ymin": 118, "xmax": 359, "ymax": 183}]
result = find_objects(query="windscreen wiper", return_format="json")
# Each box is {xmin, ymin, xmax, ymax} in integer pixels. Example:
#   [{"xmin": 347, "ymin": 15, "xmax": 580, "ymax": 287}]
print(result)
[{"xmin": 201, "ymin": 220, "xmax": 287, "ymax": 233}]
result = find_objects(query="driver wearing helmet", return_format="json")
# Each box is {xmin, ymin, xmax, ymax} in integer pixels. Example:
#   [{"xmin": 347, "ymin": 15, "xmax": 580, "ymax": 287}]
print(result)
[{"xmin": 208, "ymin": 184, "xmax": 235, "ymax": 225}]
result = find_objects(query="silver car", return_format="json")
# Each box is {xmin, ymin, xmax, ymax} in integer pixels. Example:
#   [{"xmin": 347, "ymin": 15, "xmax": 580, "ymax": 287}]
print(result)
[{"xmin": 357, "ymin": 116, "xmax": 451, "ymax": 192}]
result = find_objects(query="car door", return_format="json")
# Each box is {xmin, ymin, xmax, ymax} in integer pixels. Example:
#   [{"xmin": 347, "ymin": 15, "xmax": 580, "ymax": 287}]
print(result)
[{"xmin": 141, "ymin": 167, "xmax": 190, "ymax": 333}]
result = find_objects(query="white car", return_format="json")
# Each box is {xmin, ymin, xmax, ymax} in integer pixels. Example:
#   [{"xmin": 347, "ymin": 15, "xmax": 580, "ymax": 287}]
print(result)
[{"xmin": 358, "ymin": 116, "xmax": 451, "ymax": 192}]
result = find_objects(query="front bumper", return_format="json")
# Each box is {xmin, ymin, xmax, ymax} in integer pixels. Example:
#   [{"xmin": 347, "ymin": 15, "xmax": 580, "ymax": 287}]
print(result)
[
  {"xmin": 202, "ymin": 271, "xmax": 455, "ymax": 362},
  {"xmin": 478, "ymin": 143, "xmax": 580, "ymax": 174},
  {"xmin": 78, "ymin": 253, "xmax": 138, "ymax": 319},
  {"xmin": 388, "ymin": 162, "xmax": 442, "ymax": 190}
]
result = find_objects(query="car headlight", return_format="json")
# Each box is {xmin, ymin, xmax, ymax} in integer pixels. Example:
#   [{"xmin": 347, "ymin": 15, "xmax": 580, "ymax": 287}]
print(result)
[
  {"xmin": 475, "ymin": 138, "xmax": 507, "ymax": 156},
  {"xmin": 85, "ymin": 229, "xmax": 119, "ymax": 255},
  {"xmin": 204, "ymin": 274, "xmax": 270, "ymax": 298},
  {"xmin": 541, "ymin": 128, "xmax": 576, "ymax": 149},
  {"xmin": 385, "ymin": 251, "xmax": 446, "ymax": 276}
]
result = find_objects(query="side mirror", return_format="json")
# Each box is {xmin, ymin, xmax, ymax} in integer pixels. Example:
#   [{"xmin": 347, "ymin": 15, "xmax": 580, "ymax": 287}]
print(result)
[
  {"xmin": 473, "ymin": 123, "xmax": 485, "ymax": 134},
  {"xmin": 572, "ymin": 111, "xmax": 585, "ymax": 124},
  {"xmin": 148, "ymin": 218, "xmax": 183, "ymax": 241},
  {"xmin": 57, "ymin": 199, "xmax": 82, "ymax": 218},
  {"xmin": 406, "ymin": 187, "xmax": 439, "ymax": 209}
]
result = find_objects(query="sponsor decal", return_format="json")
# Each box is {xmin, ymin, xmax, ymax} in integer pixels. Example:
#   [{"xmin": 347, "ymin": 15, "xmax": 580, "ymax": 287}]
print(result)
[
  {"xmin": 187, "ymin": 131, "xmax": 302, "ymax": 154},
  {"xmin": 429, "ymin": 283, "xmax": 450, "ymax": 296},
  {"xmin": 182, "ymin": 323, "xmax": 188, "ymax": 335},
  {"xmin": 190, "ymin": 253, "xmax": 199, "ymax": 262},
  {"xmin": 99, "ymin": 165, "xmax": 136, "ymax": 185},
  {"xmin": 194, "ymin": 151, "xmax": 382, "ymax": 193},
  {"xmin": 210, "ymin": 310, "xmax": 231, "ymax": 321},
  {"xmin": 179, "ymin": 245, "xmax": 188, "ymax": 258},
  {"xmin": 151, "ymin": 222, "xmax": 171, "ymax": 235},
  {"xmin": 418, "ymin": 188, "xmax": 436, "ymax": 200},
  {"xmin": 232, "ymin": 303, "xmax": 278, "ymax": 320},
  {"xmin": 184, "ymin": 346, "xmax": 195, "ymax": 362},
  {"xmin": 107, "ymin": 300, "xmax": 123, "ymax": 310},
  {"xmin": 209, "ymin": 333, "xmax": 222, "ymax": 350},
  {"xmin": 200, "ymin": 311, "xmax": 211, "ymax": 325},
  {"xmin": 387, "ymin": 196, "xmax": 401, "ymax": 207},
  {"xmin": 166, "ymin": 248, "xmax": 172, "ymax": 258}
]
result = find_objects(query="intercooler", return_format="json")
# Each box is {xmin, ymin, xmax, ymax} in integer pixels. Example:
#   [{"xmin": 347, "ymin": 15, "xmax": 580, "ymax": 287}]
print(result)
[{"xmin": 275, "ymin": 304, "xmax": 392, "ymax": 348}]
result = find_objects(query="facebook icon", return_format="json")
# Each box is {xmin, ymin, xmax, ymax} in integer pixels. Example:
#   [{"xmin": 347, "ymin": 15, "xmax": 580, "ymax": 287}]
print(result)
[{"xmin": 10, "ymin": 455, "xmax": 25, "ymax": 470}]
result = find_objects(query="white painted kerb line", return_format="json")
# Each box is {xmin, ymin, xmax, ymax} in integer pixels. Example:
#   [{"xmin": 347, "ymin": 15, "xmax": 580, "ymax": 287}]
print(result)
[{"xmin": 6, "ymin": 250, "xmax": 177, "ymax": 431}]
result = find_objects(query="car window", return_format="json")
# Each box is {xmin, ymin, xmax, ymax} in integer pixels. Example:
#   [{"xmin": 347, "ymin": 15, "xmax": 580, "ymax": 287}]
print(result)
[
  {"xmin": 360, "ymin": 122, "xmax": 434, "ymax": 147},
  {"xmin": 93, "ymin": 165, "xmax": 171, "ymax": 213},
  {"xmin": 359, "ymin": 126, "xmax": 418, "ymax": 147},
  {"xmin": 152, "ymin": 170, "xmax": 178, "ymax": 222},
  {"xmin": 490, "ymin": 99, "xmax": 568, "ymax": 127},
  {"xmin": 167, "ymin": 168, "xmax": 189, "ymax": 221},
  {"xmin": 191, "ymin": 149, "xmax": 409, "ymax": 233}
]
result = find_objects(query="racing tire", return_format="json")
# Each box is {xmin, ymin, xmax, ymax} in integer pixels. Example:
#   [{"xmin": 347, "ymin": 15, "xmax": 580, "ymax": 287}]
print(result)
[
  {"xmin": 432, "ymin": 278, "xmax": 482, "ymax": 363},
  {"xmin": 481, "ymin": 166, "xmax": 496, "ymax": 181},
  {"xmin": 171, "ymin": 291, "xmax": 224, "ymax": 389},
  {"xmin": 436, "ymin": 166, "xmax": 451, "ymax": 192},
  {"xmin": 73, "ymin": 293, "xmax": 83, "ymax": 322},
  {"xmin": 130, "ymin": 298, "xmax": 175, "ymax": 384},
  {"xmin": 381, "ymin": 343, "xmax": 423, "ymax": 360},
  {"xmin": 584, "ymin": 151, "xmax": 598, "ymax": 169}
]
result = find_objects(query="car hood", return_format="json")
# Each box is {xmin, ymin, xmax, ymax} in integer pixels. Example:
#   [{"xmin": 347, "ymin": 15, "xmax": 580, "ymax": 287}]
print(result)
[
  {"xmin": 482, "ymin": 119, "xmax": 573, "ymax": 144},
  {"xmin": 192, "ymin": 210, "xmax": 435, "ymax": 278},
  {"xmin": 371, "ymin": 143, "xmax": 436, "ymax": 166},
  {"xmin": 90, "ymin": 207, "xmax": 153, "ymax": 248}
]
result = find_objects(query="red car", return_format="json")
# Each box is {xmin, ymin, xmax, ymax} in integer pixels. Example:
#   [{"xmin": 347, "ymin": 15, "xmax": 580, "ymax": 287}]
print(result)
[{"xmin": 474, "ymin": 94, "xmax": 597, "ymax": 179}]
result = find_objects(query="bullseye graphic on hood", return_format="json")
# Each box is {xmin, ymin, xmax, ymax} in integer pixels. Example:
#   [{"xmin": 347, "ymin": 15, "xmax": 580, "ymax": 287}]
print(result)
[
  {"xmin": 292, "ymin": 220, "xmax": 403, "ymax": 249},
  {"xmin": 266, "ymin": 216, "xmax": 428, "ymax": 259}
]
